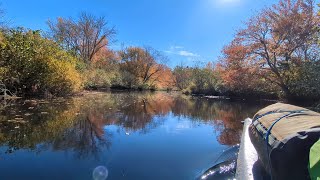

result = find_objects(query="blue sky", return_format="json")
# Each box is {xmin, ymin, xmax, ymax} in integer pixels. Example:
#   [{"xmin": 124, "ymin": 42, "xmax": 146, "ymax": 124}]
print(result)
[{"xmin": 2, "ymin": 0, "xmax": 278, "ymax": 67}]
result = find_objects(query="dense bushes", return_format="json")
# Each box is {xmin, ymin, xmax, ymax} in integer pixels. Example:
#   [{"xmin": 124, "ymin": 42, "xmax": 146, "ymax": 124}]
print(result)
[
  {"xmin": 82, "ymin": 62, "xmax": 120, "ymax": 89},
  {"xmin": 173, "ymin": 65, "xmax": 224, "ymax": 95},
  {"xmin": 287, "ymin": 62, "xmax": 320, "ymax": 100},
  {"xmin": 0, "ymin": 28, "xmax": 82, "ymax": 96},
  {"xmin": 0, "ymin": 27, "xmax": 172, "ymax": 97}
]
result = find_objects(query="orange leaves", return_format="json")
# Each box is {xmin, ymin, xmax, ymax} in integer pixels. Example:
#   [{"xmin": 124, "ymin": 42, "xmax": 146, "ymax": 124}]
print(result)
[
  {"xmin": 222, "ymin": 41, "xmax": 249, "ymax": 67},
  {"xmin": 118, "ymin": 46, "xmax": 170, "ymax": 89},
  {"xmin": 155, "ymin": 66, "xmax": 175, "ymax": 89},
  {"xmin": 91, "ymin": 46, "xmax": 116, "ymax": 65},
  {"xmin": 219, "ymin": 40, "xmax": 266, "ymax": 94},
  {"xmin": 220, "ymin": 0, "xmax": 319, "ymax": 98}
]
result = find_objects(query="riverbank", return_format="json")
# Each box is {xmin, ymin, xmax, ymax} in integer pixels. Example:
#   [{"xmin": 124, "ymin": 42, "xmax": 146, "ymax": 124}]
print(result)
[
  {"xmin": 2, "ymin": 87, "xmax": 319, "ymax": 113},
  {"xmin": 187, "ymin": 92, "xmax": 320, "ymax": 112},
  {"xmin": 4, "ymin": 79, "xmax": 318, "ymax": 112}
]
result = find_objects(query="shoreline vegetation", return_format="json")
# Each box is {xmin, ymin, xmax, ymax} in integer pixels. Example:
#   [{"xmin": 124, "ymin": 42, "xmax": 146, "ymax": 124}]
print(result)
[{"xmin": 1, "ymin": 0, "xmax": 320, "ymax": 109}]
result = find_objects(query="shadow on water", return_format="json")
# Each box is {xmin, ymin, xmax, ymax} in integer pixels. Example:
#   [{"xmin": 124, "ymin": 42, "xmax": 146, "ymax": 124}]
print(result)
[{"xmin": 0, "ymin": 92, "xmax": 271, "ymax": 179}]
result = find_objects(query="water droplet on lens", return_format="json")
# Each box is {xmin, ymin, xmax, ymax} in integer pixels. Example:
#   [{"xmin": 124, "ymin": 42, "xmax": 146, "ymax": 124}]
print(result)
[{"xmin": 93, "ymin": 166, "xmax": 108, "ymax": 180}]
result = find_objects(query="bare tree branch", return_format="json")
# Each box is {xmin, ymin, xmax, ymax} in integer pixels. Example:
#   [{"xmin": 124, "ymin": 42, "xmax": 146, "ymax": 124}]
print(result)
[{"xmin": 47, "ymin": 12, "xmax": 116, "ymax": 63}]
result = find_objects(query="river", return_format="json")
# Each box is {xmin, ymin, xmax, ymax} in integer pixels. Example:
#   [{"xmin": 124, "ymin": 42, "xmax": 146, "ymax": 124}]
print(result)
[{"xmin": 0, "ymin": 91, "xmax": 272, "ymax": 180}]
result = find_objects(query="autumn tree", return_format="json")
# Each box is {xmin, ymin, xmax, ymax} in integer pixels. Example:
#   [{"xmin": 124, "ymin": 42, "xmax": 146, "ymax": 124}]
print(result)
[
  {"xmin": 155, "ymin": 66, "xmax": 176, "ymax": 90},
  {"xmin": 118, "ymin": 47, "xmax": 166, "ymax": 88},
  {"xmin": 226, "ymin": 0, "xmax": 319, "ymax": 99},
  {"xmin": 173, "ymin": 66, "xmax": 192, "ymax": 90},
  {"xmin": 47, "ymin": 12, "xmax": 116, "ymax": 63},
  {"xmin": 91, "ymin": 46, "xmax": 118, "ymax": 65},
  {"xmin": 218, "ymin": 41, "xmax": 277, "ymax": 97},
  {"xmin": 219, "ymin": 42, "xmax": 250, "ymax": 93},
  {"xmin": 190, "ymin": 67, "xmax": 207, "ymax": 93},
  {"xmin": 82, "ymin": 47, "xmax": 120, "ymax": 89}
]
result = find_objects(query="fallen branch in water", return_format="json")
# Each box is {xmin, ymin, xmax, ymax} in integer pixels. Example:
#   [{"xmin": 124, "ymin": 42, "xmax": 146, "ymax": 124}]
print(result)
[{"xmin": 0, "ymin": 82, "xmax": 19, "ymax": 100}]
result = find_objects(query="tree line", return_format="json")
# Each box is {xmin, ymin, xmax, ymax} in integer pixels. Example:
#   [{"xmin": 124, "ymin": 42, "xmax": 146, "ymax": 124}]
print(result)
[
  {"xmin": 0, "ymin": 12, "xmax": 175, "ymax": 97},
  {"xmin": 0, "ymin": 0, "xmax": 319, "ymax": 103}
]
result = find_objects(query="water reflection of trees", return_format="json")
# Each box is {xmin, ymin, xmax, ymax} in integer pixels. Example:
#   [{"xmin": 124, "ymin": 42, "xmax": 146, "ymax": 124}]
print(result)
[
  {"xmin": 113, "ymin": 93, "xmax": 175, "ymax": 133},
  {"xmin": 50, "ymin": 116, "xmax": 112, "ymax": 159},
  {"xmin": 0, "ymin": 92, "xmax": 266, "ymax": 158},
  {"xmin": 170, "ymin": 96, "xmax": 262, "ymax": 145},
  {"xmin": 0, "ymin": 96, "xmax": 113, "ymax": 159}
]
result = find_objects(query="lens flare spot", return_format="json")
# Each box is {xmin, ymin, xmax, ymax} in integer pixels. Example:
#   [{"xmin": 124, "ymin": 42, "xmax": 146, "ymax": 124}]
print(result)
[{"xmin": 93, "ymin": 166, "xmax": 108, "ymax": 180}]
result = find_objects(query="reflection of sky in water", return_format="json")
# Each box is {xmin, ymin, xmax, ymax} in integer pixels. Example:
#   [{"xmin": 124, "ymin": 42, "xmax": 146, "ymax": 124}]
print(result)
[
  {"xmin": 99, "ymin": 113, "xmax": 235, "ymax": 179},
  {"xmin": 0, "ymin": 92, "xmax": 271, "ymax": 179},
  {"xmin": 100, "ymin": 115, "xmax": 224, "ymax": 179},
  {"xmin": 163, "ymin": 115, "xmax": 193, "ymax": 134}
]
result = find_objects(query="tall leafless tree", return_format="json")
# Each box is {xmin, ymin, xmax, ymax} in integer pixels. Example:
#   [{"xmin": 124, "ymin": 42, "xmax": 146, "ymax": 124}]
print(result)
[{"xmin": 47, "ymin": 12, "xmax": 116, "ymax": 63}]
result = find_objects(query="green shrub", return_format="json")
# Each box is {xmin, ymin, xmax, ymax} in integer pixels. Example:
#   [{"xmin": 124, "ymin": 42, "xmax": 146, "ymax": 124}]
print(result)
[
  {"xmin": 0, "ymin": 28, "xmax": 82, "ymax": 96},
  {"xmin": 83, "ymin": 68, "xmax": 113, "ymax": 89},
  {"xmin": 287, "ymin": 62, "xmax": 320, "ymax": 100}
]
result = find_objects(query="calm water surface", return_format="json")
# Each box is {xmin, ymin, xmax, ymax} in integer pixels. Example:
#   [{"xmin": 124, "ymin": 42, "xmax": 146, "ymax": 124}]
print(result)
[{"xmin": 0, "ymin": 92, "xmax": 271, "ymax": 180}]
